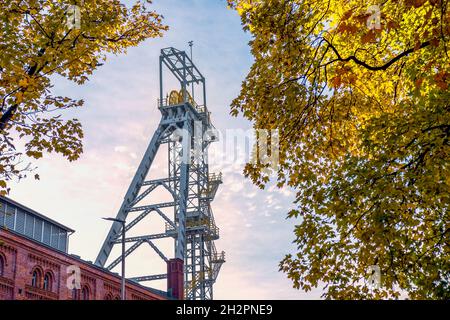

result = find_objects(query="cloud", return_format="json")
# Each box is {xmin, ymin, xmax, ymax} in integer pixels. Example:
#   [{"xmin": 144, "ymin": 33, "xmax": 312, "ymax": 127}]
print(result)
[{"xmin": 114, "ymin": 146, "xmax": 128, "ymax": 153}]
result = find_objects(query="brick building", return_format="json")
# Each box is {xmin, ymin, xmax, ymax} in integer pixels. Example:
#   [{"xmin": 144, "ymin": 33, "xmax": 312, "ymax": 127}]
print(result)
[{"xmin": 0, "ymin": 196, "xmax": 170, "ymax": 300}]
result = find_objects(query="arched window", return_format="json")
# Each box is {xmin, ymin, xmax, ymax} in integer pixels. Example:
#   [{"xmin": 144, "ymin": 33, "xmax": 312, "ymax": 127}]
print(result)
[
  {"xmin": 104, "ymin": 293, "xmax": 113, "ymax": 300},
  {"xmin": 31, "ymin": 268, "xmax": 42, "ymax": 288},
  {"xmin": 72, "ymin": 288, "xmax": 79, "ymax": 300},
  {"xmin": 114, "ymin": 295, "xmax": 120, "ymax": 300},
  {"xmin": 43, "ymin": 272, "xmax": 52, "ymax": 291},
  {"xmin": 82, "ymin": 286, "xmax": 89, "ymax": 300},
  {"xmin": 81, "ymin": 286, "xmax": 90, "ymax": 300},
  {"xmin": 0, "ymin": 255, "xmax": 4, "ymax": 276}
]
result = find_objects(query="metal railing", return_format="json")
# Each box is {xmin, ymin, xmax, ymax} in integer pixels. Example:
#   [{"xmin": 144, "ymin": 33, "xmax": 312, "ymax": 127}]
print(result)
[
  {"xmin": 209, "ymin": 172, "xmax": 222, "ymax": 183},
  {"xmin": 212, "ymin": 251, "xmax": 225, "ymax": 263},
  {"xmin": 165, "ymin": 219, "xmax": 219, "ymax": 238},
  {"xmin": 157, "ymin": 98, "xmax": 168, "ymax": 108},
  {"xmin": 165, "ymin": 222, "xmax": 176, "ymax": 233},
  {"xmin": 157, "ymin": 96, "xmax": 206, "ymax": 115},
  {"xmin": 200, "ymin": 173, "xmax": 222, "ymax": 198}
]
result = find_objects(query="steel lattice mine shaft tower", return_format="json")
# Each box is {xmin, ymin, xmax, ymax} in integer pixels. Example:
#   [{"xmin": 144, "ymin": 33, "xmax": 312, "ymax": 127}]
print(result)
[{"xmin": 95, "ymin": 47, "xmax": 225, "ymax": 300}]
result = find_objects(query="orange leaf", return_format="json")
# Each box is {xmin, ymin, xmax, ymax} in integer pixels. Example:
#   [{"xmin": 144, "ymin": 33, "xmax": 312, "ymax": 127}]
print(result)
[
  {"xmin": 330, "ymin": 76, "xmax": 342, "ymax": 88},
  {"xmin": 434, "ymin": 72, "xmax": 448, "ymax": 90},
  {"xmin": 342, "ymin": 10, "xmax": 353, "ymax": 21},
  {"xmin": 15, "ymin": 92, "xmax": 23, "ymax": 103},
  {"xmin": 414, "ymin": 41, "xmax": 422, "ymax": 51},
  {"xmin": 337, "ymin": 22, "xmax": 359, "ymax": 34},
  {"xmin": 430, "ymin": 37, "xmax": 440, "ymax": 47},
  {"xmin": 361, "ymin": 31, "xmax": 376, "ymax": 44},
  {"xmin": 413, "ymin": 0, "xmax": 427, "ymax": 8},
  {"xmin": 415, "ymin": 78, "xmax": 424, "ymax": 88},
  {"xmin": 387, "ymin": 20, "xmax": 399, "ymax": 30}
]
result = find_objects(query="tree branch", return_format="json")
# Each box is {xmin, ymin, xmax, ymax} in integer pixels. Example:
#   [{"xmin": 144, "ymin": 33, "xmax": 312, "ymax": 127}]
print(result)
[
  {"xmin": 0, "ymin": 48, "xmax": 47, "ymax": 132},
  {"xmin": 323, "ymin": 38, "xmax": 431, "ymax": 71}
]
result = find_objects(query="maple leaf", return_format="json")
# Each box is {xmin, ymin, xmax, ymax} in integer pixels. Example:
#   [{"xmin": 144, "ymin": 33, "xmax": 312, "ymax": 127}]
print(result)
[{"xmin": 361, "ymin": 30, "xmax": 377, "ymax": 44}]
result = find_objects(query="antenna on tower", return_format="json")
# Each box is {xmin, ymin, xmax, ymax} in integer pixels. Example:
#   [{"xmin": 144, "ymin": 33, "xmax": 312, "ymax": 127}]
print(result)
[
  {"xmin": 188, "ymin": 40, "xmax": 194, "ymax": 59},
  {"xmin": 188, "ymin": 40, "xmax": 194, "ymax": 100}
]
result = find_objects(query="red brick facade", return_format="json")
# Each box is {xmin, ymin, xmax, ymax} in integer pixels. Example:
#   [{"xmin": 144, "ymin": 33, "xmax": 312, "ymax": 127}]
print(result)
[
  {"xmin": 0, "ymin": 228, "xmax": 168, "ymax": 300},
  {"xmin": 167, "ymin": 258, "xmax": 184, "ymax": 300}
]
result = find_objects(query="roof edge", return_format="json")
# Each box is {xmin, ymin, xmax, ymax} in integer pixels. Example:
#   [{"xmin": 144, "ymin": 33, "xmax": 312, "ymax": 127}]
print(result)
[{"xmin": 0, "ymin": 195, "xmax": 75, "ymax": 233}]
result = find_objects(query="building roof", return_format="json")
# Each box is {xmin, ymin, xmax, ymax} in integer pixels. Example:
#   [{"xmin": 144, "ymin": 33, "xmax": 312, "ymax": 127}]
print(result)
[{"xmin": 0, "ymin": 196, "xmax": 75, "ymax": 233}]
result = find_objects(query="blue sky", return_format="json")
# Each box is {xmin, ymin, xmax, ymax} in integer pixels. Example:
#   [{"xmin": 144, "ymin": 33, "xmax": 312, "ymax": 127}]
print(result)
[{"xmin": 8, "ymin": 0, "xmax": 322, "ymax": 299}]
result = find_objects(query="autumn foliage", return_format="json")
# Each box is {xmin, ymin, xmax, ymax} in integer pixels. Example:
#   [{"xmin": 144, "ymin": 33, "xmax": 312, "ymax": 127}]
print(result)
[
  {"xmin": 0, "ymin": 0, "xmax": 167, "ymax": 194},
  {"xmin": 229, "ymin": 0, "xmax": 449, "ymax": 298}
]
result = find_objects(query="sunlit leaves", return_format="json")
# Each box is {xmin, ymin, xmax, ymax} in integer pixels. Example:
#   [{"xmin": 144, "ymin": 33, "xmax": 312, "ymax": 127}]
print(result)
[
  {"xmin": 229, "ymin": 0, "xmax": 449, "ymax": 299},
  {"xmin": 0, "ymin": 0, "xmax": 167, "ymax": 193}
]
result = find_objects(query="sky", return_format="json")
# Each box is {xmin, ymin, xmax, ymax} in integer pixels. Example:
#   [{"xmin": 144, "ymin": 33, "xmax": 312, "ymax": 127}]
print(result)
[{"xmin": 7, "ymin": 0, "xmax": 323, "ymax": 299}]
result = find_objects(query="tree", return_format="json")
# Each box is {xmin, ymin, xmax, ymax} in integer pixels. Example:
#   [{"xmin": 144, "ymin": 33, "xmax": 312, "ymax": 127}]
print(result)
[
  {"xmin": 0, "ymin": 0, "xmax": 167, "ymax": 194},
  {"xmin": 229, "ymin": 0, "xmax": 449, "ymax": 299}
]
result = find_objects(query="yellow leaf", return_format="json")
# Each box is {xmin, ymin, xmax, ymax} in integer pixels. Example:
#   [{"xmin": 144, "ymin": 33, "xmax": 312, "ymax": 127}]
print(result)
[
  {"xmin": 15, "ymin": 92, "xmax": 23, "ymax": 103},
  {"xmin": 19, "ymin": 78, "xmax": 29, "ymax": 87}
]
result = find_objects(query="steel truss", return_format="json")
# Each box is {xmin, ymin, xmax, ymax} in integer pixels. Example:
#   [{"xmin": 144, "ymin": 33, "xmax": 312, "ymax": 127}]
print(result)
[{"xmin": 95, "ymin": 47, "xmax": 225, "ymax": 300}]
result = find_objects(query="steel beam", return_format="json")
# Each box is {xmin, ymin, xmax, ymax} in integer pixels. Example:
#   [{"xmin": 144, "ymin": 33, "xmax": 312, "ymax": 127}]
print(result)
[
  {"xmin": 112, "ymin": 233, "xmax": 172, "ymax": 244},
  {"xmin": 106, "ymin": 240, "xmax": 145, "ymax": 270},
  {"xmin": 130, "ymin": 274, "xmax": 167, "ymax": 282},
  {"xmin": 146, "ymin": 240, "xmax": 169, "ymax": 262}
]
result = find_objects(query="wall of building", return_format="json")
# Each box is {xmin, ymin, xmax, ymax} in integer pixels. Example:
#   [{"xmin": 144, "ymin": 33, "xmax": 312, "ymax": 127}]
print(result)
[{"xmin": 0, "ymin": 228, "xmax": 167, "ymax": 300}]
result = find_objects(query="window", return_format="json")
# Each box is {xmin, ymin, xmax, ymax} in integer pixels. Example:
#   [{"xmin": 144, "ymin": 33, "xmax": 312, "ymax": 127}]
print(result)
[
  {"xmin": 81, "ymin": 286, "xmax": 90, "ymax": 300},
  {"xmin": 58, "ymin": 231, "xmax": 67, "ymax": 251},
  {"xmin": 43, "ymin": 272, "xmax": 52, "ymax": 291},
  {"xmin": 43, "ymin": 222, "xmax": 51, "ymax": 245},
  {"xmin": 0, "ymin": 202, "xmax": 5, "ymax": 228},
  {"xmin": 104, "ymin": 293, "xmax": 112, "ymax": 300},
  {"xmin": 72, "ymin": 288, "xmax": 79, "ymax": 300},
  {"xmin": 50, "ymin": 225, "xmax": 60, "ymax": 249},
  {"xmin": 31, "ymin": 268, "xmax": 42, "ymax": 287},
  {"xmin": 5, "ymin": 204, "xmax": 15, "ymax": 229},
  {"xmin": 25, "ymin": 213, "xmax": 34, "ymax": 238},
  {"xmin": 33, "ymin": 219, "xmax": 43, "ymax": 242},
  {"xmin": 15, "ymin": 210, "xmax": 25, "ymax": 233},
  {"xmin": 0, "ymin": 255, "xmax": 4, "ymax": 276}
]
